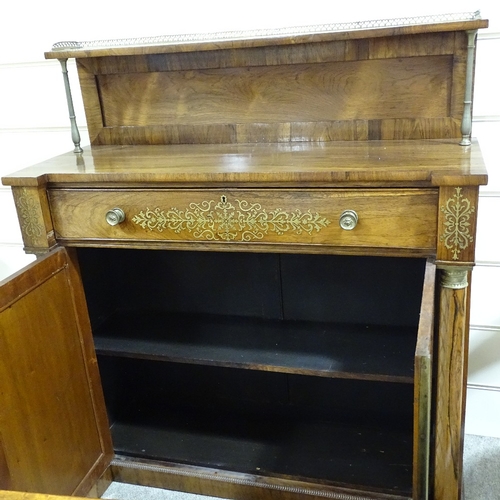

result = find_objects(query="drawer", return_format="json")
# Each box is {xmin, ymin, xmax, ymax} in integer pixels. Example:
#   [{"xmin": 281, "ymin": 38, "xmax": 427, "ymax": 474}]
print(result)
[{"xmin": 48, "ymin": 188, "xmax": 438, "ymax": 251}]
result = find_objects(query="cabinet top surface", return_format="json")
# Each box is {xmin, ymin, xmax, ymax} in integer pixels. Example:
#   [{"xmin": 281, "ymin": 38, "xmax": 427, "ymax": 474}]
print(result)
[
  {"xmin": 2, "ymin": 140, "xmax": 487, "ymax": 188},
  {"xmin": 45, "ymin": 12, "xmax": 487, "ymax": 59}
]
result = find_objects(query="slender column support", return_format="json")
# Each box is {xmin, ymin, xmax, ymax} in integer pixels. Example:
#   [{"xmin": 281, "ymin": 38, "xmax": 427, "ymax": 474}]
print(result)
[
  {"xmin": 434, "ymin": 266, "xmax": 471, "ymax": 499},
  {"xmin": 58, "ymin": 58, "xmax": 83, "ymax": 154},
  {"xmin": 460, "ymin": 30, "xmax": 478, "ymax": 146}
]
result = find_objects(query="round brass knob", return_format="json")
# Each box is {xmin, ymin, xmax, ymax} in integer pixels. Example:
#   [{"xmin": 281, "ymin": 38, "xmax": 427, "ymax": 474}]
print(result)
[
  {"xmin": 339, "ymin": 210, "xmax": 358, "ymax": 230},
  {"xmin": 105, "ymin": 208, "xmax": 126, "ymax": 226}
]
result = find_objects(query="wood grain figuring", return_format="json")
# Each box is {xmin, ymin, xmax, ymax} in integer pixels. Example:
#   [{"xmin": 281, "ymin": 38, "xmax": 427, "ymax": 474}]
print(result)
[
  {"xmin": 97, "ymin": 56, "xmax": 452, "ymax": 128},
  {"xmin": 379, "ymin": 118, "xmax": 461, "ymax": 141},
  {"xmin": 71, "ymin": 30, "xmax": 471, "ymax": 145},
  {"xmin": 48, "ymin": 188, "xmax": 438, "ymax": 251},
  {"xmin": 0, "ymin": 493, "xmax": 90, "ymax": 500},
  {"xmin": 92, "ymin": 118, "xmax": 464, "ymax": 145},
  {"xmin": 434, "ymin": 282, "xmax": 468, "ymax": 500},
  {"xmin": 0, "ymin": 440, "xmax": 11, "ymax": 490},
  {"xmin": 85, "ymin": 467, "xmax": 113, "ymax": 498},
  {"xmin": 62, "ymin": 248, "xmax": 115, "ymax": 495},
  {"xmin": 0, "ymin": 249, "xmax": 112, "ymax": 495},
  {"xmin": 369, "ymin": 32, "xmax": 455, "ymax": 60},
  {"xmin": 77, "ymin": 39, "xmax": 359, "ymax": 76},
  {"xmin": 1, "ymin": 140, "xmax": 488, "ymax": 188},
  {"xmin": 76, "ymin": 61, "xmax": 104, "ymax": 144},
  {"xmin": 450, "ymin": 32, "xmax": 469, "ymax": 120},
  {"xmin": 413, "ymin": 261, "xmax": 435, "ymax": 499}
]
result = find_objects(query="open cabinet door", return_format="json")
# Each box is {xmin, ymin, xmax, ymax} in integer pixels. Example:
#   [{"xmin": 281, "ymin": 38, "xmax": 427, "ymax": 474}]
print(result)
[
  {"xmin": 0, "ymin": 248, "xmax": 113, "ymax": 495},
  {"xmin": 413, "ymin": 260, "xmax": 436, "ymax": 500}
]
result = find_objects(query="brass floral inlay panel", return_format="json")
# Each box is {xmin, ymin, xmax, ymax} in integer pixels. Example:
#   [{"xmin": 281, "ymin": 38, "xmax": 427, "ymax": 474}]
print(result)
[
  {"xmin": 440, "ymin": 187, "xmax": 475, "ymax": 260},
  {"xmin": 17, "ymin": 188, "xmax": 43, "ymax": 238},
  {"xmin": 132, "ymin": 195, "xmax": 331, "ymax": 241}
]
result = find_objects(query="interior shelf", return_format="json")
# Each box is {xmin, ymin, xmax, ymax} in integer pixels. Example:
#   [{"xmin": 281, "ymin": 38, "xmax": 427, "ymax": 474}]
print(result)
[
  {"xmin": 94, "ymin": 311, "xmax": 416, "ymax": 382},
  {"xmin": 99, "ymin": 357, "xmax": 414, "ymax": 496}
]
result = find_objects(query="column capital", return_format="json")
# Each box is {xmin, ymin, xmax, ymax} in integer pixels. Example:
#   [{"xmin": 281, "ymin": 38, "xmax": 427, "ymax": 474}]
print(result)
[{"xmin": 438, "ymin": 266, "xmax": 472, "ymax": 289}]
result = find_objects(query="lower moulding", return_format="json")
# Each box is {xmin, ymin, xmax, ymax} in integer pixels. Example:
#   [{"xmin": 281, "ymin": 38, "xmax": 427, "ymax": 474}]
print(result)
[{"xmin": 110, "ymin": 456, "xmax": 411, "ymax": 500}]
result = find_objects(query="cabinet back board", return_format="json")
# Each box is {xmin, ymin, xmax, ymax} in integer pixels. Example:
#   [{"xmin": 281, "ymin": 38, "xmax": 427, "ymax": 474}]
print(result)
[{"xmin": 76, "ymin": 249, "xmax": 426, "ymax": 328}]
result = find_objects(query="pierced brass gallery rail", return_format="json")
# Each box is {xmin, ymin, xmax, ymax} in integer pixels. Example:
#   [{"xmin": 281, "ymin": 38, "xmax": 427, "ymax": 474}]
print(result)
[
  {"xmin": 440, "ymin": 187, "xmax": 475, "ymax": 260},
  {"xmin": 132, "ymin": 195, "xmax": 331, "ymax": 241}
]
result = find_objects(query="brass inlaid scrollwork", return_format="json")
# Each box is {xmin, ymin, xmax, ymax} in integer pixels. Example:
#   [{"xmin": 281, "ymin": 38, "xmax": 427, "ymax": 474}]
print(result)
[
  {"xmin": 440, "ymin": 187, "xmax": 475, "ymax": 260},
  {"xmin": 132, "ymin": 195, "xmax": 331, "ymax": 241},
  {"xmin": 16, "ymin": 189, "xmax": 43, "ymax": 238}
]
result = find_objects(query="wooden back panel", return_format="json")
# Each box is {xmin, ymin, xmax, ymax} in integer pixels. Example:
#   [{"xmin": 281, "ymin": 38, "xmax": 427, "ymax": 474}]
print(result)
[{"xmin": 76, "ymin": 30, "xmax": 469, "ymax": 145}]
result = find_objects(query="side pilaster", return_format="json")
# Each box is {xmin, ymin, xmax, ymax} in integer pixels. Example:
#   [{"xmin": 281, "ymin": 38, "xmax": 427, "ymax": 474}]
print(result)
[
  {"xmin": 433, "ymin": 184, "xmax": 479, "ymax": 499},
  {"xmin": 11, "ymin": 186, "xmax": 56, "ymax": 255}
]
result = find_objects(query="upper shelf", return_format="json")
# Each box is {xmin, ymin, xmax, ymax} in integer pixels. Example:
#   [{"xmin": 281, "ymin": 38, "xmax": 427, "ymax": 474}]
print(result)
[
  {"xmin": 45, "ymin": 11, "xmax": 488, "ymax": 59},
  {"xmin": 42, "ymin": 12, "xmax": 490, "ymax": 148},
  {"xmin": 1, "ymin": 139, "xmax": 488, "ymax": 188}
]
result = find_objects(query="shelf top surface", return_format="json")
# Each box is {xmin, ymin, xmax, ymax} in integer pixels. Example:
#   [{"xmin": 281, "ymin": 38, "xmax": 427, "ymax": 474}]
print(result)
[
  {"xmin": 2, "ymin": 139, "xmax": 488, "ymax": 188},
  {"xmin": 45, "ymin": 12, "xmax": 488, "ymax": 59}
]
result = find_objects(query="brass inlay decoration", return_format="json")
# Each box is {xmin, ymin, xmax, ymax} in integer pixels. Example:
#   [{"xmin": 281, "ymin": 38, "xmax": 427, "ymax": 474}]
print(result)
[
  {"xmin": 132, "ymin": 195, "xmax": 331, "ymax": 241},
  {"xmin": 440, "ymin": 187, "xmax": 475, "ymax": 260},
  {"xmin": 17, "ymin": 189, "xmax": 43, "ymax": 238}
]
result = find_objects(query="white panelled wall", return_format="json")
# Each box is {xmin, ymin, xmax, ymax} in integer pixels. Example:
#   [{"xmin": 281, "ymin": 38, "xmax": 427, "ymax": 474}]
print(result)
[{"xmin": 0, "ymin": 2, "xmax": 499, "ymax": 435}]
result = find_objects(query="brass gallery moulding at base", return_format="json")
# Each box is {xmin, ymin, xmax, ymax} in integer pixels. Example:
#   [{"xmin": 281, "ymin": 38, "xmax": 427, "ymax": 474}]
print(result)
[
  {"xmin": 440, "ymin": 187, "xmax": 475, "ymax": 261},
  {"xmin": 131, "ymin": 195, "xmax": 331, "ymax": 242}
]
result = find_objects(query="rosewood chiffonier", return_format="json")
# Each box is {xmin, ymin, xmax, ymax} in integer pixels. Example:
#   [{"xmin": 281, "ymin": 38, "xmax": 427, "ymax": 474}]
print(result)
[{"xmin": 0, "ymin": 12, "xmax": 489, "ymax": 500}]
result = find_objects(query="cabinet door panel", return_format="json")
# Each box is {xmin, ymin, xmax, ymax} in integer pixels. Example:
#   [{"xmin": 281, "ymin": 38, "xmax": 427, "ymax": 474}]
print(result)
[
  {"xmin": 0, "ymin": 248, "xmax": 112, "ymax": 495},
  {"xmin": 413, "ymin": 260, "xmax": 436, "ymax": 499}
]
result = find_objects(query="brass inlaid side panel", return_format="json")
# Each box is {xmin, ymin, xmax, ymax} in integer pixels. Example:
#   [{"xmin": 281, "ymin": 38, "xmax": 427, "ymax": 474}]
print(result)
[
  {"xmin": 437, "ymin": 186, "xmax": 478, "ymax": 263},
  {"xmin": 12, "ymin": 187, "xmax": 56, "ymax": 254},
  {"xmin": 15, "ymin": 188, "xmax": 44, "ymax": 239}
]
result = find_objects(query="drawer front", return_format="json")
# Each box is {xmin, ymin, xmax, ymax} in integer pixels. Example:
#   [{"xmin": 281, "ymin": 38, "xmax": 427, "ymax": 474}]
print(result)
[{"xmin": 49, "ymin": 188, "xmax": 438, "ymax": 250}]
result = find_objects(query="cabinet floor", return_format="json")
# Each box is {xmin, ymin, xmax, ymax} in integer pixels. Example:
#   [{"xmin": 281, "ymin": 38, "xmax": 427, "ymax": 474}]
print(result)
[{"xmin": 101, "ymin": 434, "xmax": 500, "ymax": 500}]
